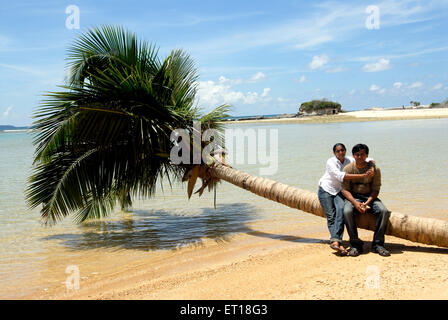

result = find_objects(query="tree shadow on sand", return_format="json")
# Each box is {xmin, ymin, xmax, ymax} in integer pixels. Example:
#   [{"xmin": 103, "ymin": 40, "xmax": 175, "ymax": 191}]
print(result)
[
  {"xmin": 41, "ymin": 203, "xmax": 258, "ymax": 251},
  {"xmin": 40, "ymin": 202, "xmax": 448, "ymax": 254},
  {"xmin": 338, "ymin": 240, "xmax": 448, "ymax": 256}
]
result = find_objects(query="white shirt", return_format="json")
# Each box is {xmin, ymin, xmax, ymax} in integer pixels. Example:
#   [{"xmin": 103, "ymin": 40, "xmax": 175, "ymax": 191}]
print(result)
[{"xmin": 318, "ymin": 156, "xmax": 372, "ymax": 195}]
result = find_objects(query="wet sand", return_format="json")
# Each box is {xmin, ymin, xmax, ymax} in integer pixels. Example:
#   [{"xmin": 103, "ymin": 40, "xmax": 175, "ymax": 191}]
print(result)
[
  {"xmin": 27, "ymin": 225, "xmax": 448, "ymax": 300},
  {"xmin": 13, "ymin": 109, "xmax": 448, "ymax": 300}
]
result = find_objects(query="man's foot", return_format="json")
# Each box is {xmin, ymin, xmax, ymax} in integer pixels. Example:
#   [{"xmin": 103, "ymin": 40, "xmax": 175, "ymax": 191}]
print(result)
[
  {"xmin": 348, "ymin": 247, "xmax": 361, "ymax": 257},
  {"xmin": 373, "ymin": 246, "xmax": 391, "ymax": 257}
]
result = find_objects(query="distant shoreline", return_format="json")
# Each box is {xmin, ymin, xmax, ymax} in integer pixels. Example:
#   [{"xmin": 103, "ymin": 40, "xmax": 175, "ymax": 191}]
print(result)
[
  {"xmin": 221, "ymin": 106, "xmax": 448, "ymax": 124},
  {"xmin": 2, "ymin": 107, "xmax": 448, "ymax": 132}
]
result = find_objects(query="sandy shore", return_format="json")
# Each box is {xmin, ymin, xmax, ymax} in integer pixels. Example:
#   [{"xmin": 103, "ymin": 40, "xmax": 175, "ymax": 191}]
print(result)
[
  {"xmin": 226, "ymin": 107, "xmax": 448, "ymax": 124},
  {"xmin": 29, "ymin": 224, "xmax": 448, "ymax": 300},
  {"xmin": 16, "ymin": 108, "xmax": 448, "ymax": 300}
]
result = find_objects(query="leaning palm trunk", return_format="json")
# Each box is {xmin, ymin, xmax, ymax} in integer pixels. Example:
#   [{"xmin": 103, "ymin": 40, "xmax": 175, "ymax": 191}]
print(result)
[{"xmin": 209, "ymin": 162, "xmax": 448, "ymax": 248}]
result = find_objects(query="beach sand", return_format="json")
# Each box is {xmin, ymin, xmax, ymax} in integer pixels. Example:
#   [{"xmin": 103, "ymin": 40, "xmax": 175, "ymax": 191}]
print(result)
[
  {"xmin": 28, "ymin": 226, "xmax": 448, "ymax": 300},
  {"xmin": 227, "ymin": 107, "xmax": 448, "ymax": 124},
  {"xmin": 19, "ymin": 108, "xmax": 448, "ymax": 300}
]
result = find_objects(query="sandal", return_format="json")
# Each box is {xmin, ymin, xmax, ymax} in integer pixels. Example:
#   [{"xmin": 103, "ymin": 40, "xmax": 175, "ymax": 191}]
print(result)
[
  {"xmin": 330, "ymin": 242, "xmax": 341, "ymax": 251},
  {"xmin": 373, "ymin": 246, "xmax": 391, "ymax": 257},
  {"xmin": 330, "ymin": 242, "xmax": 348, "ymax": 256},
  {"xmin": 348, "ymin": 247, "xmax": 360, "ymax": 257}
]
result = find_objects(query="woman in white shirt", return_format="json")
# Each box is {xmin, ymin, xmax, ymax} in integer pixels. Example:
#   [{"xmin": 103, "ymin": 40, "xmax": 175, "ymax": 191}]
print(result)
[{"xmin": 318, "ymin": 143, "xmax": 374, "ymax": 255}]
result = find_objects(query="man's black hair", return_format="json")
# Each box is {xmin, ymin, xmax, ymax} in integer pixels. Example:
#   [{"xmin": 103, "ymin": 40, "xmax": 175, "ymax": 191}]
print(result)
[{"xmin": 352, "ymin": 143, "xmax": 369, "ymax": 155}]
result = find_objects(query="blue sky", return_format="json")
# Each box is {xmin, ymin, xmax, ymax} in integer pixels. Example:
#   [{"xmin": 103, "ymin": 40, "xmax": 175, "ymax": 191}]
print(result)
[{"xmin": 1, "ymin": 0, "xmax": 448, "ymax": 125}]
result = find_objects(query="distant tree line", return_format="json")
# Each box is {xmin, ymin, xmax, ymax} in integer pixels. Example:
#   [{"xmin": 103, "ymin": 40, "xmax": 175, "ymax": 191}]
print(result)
[
  {"xmin": 299, "ymin": 99, "xmax": 342, "ymax": 114},
  {"xmin": 429, "ymin": 99, "xmax": 448, "ymax": 108}
]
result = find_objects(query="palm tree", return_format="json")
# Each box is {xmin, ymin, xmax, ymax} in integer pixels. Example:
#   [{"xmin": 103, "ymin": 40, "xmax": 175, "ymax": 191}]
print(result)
[{"xmin": 26, "ymin": 26, "xmax": 448, "ymax": 248}]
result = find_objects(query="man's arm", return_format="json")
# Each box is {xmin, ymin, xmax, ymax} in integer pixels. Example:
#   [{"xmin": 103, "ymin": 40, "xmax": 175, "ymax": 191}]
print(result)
[
  {"xmin": 364, "ymin": 167, "xmax": 382, "ymax": 207},
  {"xmin": 341, "ymin": 189, "xmax": 367, "ymax": 214},
  {"xmin": 363, "ymin": 190, "xmax": 379, "ymax": 207}
]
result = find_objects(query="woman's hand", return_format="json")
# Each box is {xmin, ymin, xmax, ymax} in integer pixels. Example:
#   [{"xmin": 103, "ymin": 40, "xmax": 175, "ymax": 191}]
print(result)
[{"xmin": 363, "ymin": 168, "xmax": 375, "ymax": 178}]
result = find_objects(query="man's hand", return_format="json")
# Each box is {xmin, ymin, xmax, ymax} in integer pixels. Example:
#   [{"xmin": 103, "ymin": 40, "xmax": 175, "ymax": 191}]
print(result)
[
  {"xmin": 360, "ymin": 202, "xmax": 371, "ymax": 211},
  {"xmin": 354, "ymin": 201, "xmax": 366, "ymax": 213}
]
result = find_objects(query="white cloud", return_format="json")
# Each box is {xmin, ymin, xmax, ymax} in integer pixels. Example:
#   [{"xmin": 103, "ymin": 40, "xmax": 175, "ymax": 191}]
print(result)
[
  {"xmin": 349, "ymin": 89, "xmax": 356, "ymax": 95},
  {"xmin": 261, "ymin": 88, "xmax": 271, "ymax": 97},
  {"xmin": 218, "ymin": 76, "xmax": 242, "ymax": 86},
  {"xmin": 393, "ymin": 82, "xmax": 403, "ymax": 89},
  {"xmin": 409, "ymin": 81, "xmax": 423, "ymax": 89},
  {"xmin": 326, "ymin": 66, "xmax": 347, "ymax": 73},
  {"xmin": 0, "ymin": 63, "xmax": 45, "ymax": 76},
  {"xmin": 2, "ymin": 106, "xmax": 12, "ymax": 117},
  {"xmin": 309, "ymin": 54, "xmax": 329, "ymax": 70},
  {"xmin": 432, "ymin": 83, "xmax": 443, "ymax": 90},
  {"xmin": 249, "ymin": 72, "xmax": 266, "ymax": 82},
  {"xmin": 354, "ymin": 47, "xmax": 448, "ymax": 63},
  {"xmin": 369, "ymin": 85, "xmax": 386, "ymax": 94},
  {"xmin": 197, "ymin": 76, "xmax": 270, "ymax": 107},
  {"xmin": 362, "ymin": 58, "xmax": 391, "ymax": 72},
  {"xmin": 183, "ymin": 1, "xmax": 448, "ymax": 56}
]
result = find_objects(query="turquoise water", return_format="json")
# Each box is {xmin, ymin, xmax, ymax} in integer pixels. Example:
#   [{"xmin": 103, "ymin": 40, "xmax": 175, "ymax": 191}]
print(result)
[{"xmin": 1, "ymin": 118, "xmax": 447, "ymax": 297}]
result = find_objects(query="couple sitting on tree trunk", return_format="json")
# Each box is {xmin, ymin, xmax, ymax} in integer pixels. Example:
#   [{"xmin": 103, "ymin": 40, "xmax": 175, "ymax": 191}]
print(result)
[{"xmin": 318, "ymin": 143, "xmax": 391, "ymax": 257}]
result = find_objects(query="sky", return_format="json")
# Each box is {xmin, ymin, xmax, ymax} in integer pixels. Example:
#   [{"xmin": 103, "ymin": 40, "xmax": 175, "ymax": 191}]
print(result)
[{"xmin": 1, "ymin": 0, "xmax": 448, "ymax": 126}]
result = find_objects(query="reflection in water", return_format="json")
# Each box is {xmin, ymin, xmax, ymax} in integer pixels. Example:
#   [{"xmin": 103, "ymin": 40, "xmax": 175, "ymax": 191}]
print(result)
[{"xmin": 41, "ymin": 203, "xmax": 259, "ymax": 251}]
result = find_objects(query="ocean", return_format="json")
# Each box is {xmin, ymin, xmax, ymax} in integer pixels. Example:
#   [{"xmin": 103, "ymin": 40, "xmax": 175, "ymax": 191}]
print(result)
[{"xmin": 1, "ymin": 118, "xmax": 447, "ymax": 297}]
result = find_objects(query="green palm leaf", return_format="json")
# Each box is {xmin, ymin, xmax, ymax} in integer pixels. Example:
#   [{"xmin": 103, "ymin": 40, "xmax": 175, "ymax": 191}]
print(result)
[{"xmin": 26, "ymin": 25, "xmax": 230, "ymax": 224}]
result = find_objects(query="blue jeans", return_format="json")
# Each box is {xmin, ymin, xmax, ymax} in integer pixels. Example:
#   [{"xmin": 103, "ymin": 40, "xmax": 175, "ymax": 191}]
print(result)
[
  {"xmin": 343, "ymin": 193, "xmax": 390, "ymax": 250},
  {"xmin": 318, "ymin": 187, "xmax": 345, "ymax": 243}
]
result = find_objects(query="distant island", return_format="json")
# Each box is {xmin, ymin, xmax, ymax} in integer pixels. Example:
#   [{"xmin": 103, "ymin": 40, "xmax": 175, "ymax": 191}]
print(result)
[
  {"xmin": 0, "ymin": 125, "xmax": 30, "ymax": 132},
  {"xmin": 298, "ymin": 99, "xmax": 342, "ymax": 115}
]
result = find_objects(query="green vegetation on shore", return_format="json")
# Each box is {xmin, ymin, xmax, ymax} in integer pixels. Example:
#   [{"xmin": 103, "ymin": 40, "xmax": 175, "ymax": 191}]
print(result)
[
  {"xmin": 430, "ymin": 99, "xmax": 448, "ymax": 108},
  {"xmin": 299, "ymin": 99, "xmax": 342, "ymax": 114}
]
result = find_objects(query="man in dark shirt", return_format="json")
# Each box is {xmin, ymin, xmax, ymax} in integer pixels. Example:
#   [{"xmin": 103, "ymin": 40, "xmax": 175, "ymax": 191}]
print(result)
[{"xmin": 341, "ymin": 144, "xmax": 391, "ymax": 257}]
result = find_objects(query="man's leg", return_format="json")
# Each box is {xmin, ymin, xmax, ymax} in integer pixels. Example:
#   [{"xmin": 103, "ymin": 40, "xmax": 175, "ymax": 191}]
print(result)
[
  {"xmin": 318, "ymin": 187, "xmax": 341, "ymax": 243},
  {"xmin": 343, "ymin": 199, "xmax": 363, "ymax": 250},
  {"xmin": 370, "ymin": 199, "xmax": 391, "ymax": 250}
]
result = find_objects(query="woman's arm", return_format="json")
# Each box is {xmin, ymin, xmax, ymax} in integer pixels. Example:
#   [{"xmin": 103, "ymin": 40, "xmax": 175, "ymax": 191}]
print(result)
[{"xmin": 343, "ymin": 169, "xmax": 374, "ymax": 181}]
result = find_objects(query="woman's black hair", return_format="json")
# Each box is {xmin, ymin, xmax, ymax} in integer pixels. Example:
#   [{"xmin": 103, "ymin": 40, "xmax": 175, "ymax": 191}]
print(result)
[
  {"xmin": 333, "ymin": 143, "xmax": 346, "ymax": 153},
  {"xmin": 352, "ymin": 143, "xmax": 369, "ymax": 155}
]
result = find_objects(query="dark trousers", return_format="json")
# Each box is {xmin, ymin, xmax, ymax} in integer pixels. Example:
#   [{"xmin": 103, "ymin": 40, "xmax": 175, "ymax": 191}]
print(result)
[{"xmin": 343, "ymin": 194, "xmax": 390, "ymax": 250}]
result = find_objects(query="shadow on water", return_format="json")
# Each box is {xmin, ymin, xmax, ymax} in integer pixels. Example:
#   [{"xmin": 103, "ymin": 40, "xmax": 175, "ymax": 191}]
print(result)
[
  {"xmin": 41, "ymin": 202, "xmax": 328, "ymax": 252},
  {"xmin": 41, "ymin": 203, "xmax": 260, "ymax": 251},
  {"xmin": 40, "ymin": 201, "xmax": 448, "ymax": 255}
]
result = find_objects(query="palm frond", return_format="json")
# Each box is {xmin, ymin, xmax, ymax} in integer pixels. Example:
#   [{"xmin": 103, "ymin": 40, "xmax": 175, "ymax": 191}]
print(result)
[{"xmin": 26, "ymin": 25, "xmax": 229, "ymax": 224}]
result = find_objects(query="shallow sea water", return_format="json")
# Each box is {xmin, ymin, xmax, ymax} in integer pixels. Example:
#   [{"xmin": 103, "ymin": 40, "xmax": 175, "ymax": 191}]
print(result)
[{"xmin": 0, "ymin": 118, "xmax": 447, "ymax": 297}]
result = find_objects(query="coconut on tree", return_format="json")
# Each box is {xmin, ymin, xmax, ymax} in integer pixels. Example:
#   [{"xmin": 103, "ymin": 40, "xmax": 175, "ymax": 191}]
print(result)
[{"xmin": 26, "ymin": 26, "xmax": 448, "ymax": 248}]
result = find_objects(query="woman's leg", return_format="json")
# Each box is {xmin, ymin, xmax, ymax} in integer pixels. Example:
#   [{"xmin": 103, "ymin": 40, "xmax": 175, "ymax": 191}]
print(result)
[
  {"xmin": 318, "ymin": 187, "xmax": 341, "ymax": 243},
  {"xmin": 334, "ymin": 193, "xmax": 346, "ymax": 242}
]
